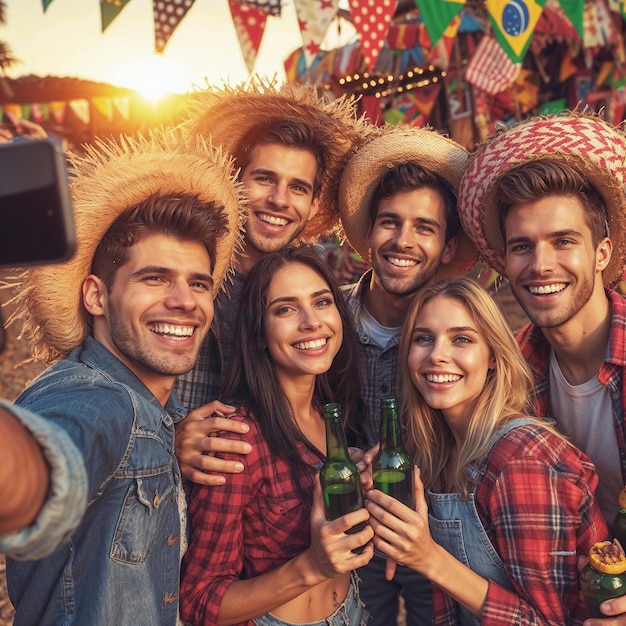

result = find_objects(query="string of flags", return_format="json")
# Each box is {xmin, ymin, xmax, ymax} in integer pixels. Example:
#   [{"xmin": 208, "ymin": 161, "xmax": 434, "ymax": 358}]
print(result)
[{"xmin": 39, "ymin": 1, "xmax": 620, "ymax": 76}]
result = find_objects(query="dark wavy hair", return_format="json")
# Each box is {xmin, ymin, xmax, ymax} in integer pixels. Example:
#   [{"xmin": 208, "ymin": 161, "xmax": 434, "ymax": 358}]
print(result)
[{"xmin": 222, "ymin": 244, "xmax": 365, "ymax": 495}]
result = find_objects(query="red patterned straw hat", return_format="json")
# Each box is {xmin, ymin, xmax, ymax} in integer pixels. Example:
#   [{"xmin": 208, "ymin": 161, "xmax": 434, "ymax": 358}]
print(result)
[
  {"xmin": 339, "ymin": 125, "xmax": 478, "ymax": 280},
  {"xmin": 458, "ymin": 113, "xmax": 626, "ymax": 287}
]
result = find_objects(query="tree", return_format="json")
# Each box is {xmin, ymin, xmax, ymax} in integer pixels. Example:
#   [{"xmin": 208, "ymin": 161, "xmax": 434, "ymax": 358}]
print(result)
[{"xmin": 0, "ymin": 1, "xmax": 20, "ymax": 97}]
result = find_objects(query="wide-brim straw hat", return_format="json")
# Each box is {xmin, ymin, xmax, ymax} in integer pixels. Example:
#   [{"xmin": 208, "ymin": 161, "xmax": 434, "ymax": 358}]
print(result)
[
  {"xmin": 458, "ymin": 112, "xmax": 626, "ymax": 287},
  {"xmin": 339, "ymin": 125, "xmax": 478, "ymax": 280},
  {"xmin": 180, "ymin": 78, "xmax": 372, "ymax": 241},
  {"xmin": 6, "ymin": 130, "xmax": 244, "ymax": 363}
]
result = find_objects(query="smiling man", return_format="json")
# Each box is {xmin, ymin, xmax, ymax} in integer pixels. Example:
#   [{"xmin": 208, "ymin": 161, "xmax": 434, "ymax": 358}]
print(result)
[
  {"xmin": 458, "ymin": 112, "xmax": 626, "ymax": 624},
  {"xmin": 3, "ymin": 131, "xmax": 242, "ymax": 625},
  {"xmin": 337, "ymin": 126, "xmax": 477, "ymax": 626}
]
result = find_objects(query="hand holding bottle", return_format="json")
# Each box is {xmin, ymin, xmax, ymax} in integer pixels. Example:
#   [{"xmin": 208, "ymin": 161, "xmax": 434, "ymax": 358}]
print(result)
[
  {"xmin": 365, "ymin": 467, "xmax": 437, "ymax": 580},
  {"xmin": 305, "ymin": 474, "xmax": 373, "ymax": 582}
]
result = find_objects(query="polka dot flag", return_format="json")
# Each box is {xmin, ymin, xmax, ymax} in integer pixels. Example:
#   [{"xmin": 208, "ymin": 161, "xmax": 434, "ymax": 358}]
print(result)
[
  {"xmin": 153, "ymin": 0, "xmax": 196, "ymax": 54},
  {"xmin": 347, "ymin": 0, "xmax": 395, "ymax": 71}
]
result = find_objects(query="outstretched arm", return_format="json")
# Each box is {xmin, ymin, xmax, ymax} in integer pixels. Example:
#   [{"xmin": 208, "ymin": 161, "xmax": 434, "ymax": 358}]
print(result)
[{"xmin": 0, "ymin": 406, "xmax": 50, "ymax": 534}]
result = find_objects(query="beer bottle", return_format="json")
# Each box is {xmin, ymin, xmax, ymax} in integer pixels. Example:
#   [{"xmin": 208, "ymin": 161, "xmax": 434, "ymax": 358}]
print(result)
[
  {"xmin": 613, "ymin": 486, "xmax": 626, "ymax": 549},
  {"xmin": 320, "ymin": 403, "xmax": 367, "ymax": 540},
  {"xmin": 372, "ymin": 396, "xmax": 415, "ymax": 509}
]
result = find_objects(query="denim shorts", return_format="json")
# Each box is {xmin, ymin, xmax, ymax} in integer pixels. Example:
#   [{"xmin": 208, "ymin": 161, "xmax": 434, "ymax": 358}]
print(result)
[{"xmin": 253, "ymin": 572, "xmax": 368, "ymax": 626}]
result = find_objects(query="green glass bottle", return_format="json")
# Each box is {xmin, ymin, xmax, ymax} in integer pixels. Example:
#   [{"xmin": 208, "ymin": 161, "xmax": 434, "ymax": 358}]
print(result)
[
  {"xmin": 320, "ymin": 403, "xmax": 367, "ymax": 542},
  {"xmin": 372, "ymin": 397, "xmax": 415, "ymax": 509}
]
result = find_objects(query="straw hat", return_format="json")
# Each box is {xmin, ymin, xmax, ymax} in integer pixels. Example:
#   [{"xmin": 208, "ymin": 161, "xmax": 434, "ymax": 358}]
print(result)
[
  {"xmin": 6, "ymin": 130, "xmax": 244, "ymax": 363},
  {"xmin": 458, "ymin": 112, "xmax": 626, "ymax": 287},
  {"xmin": 181, "ymin": 78, "xmax": 372, "ymax": 241},
  {"xmin": 339, "ymin": 125, "xmax": 478, "ymax": 280}
]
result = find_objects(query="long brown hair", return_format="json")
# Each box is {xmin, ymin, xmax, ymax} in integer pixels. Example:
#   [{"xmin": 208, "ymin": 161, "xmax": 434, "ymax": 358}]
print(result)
[{"xmin": 222, "ymin": 244, "xmax": 365, "ymax": 493}]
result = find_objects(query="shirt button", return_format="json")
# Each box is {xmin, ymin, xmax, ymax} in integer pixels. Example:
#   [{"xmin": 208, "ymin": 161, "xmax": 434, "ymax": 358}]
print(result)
[
  {"xmin": 167, "ymin": 535, "xmax": 180, "ymax": 547},
  {"xmin": 381, "ymin": 384, "xmax": 388, "ymax": 393},
  {"xmin": 163, "ymin": 592, "xmax": 179, "ymax": 605},
  {"xmin": 613, "ymin": 392, "xmax": 620, "ymax": 400}
]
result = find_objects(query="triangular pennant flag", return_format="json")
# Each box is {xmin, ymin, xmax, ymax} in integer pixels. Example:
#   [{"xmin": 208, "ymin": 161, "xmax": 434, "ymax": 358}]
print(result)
[
  {"xmin": 348, "ymin": 0, "xmax": 395, "ymax": 71},
  {"xmin": 294, "ymin": 0, "xmax": 339, "ymax": 68},
  {"xmin": 426, "ymin": 12, "xmax": 463, "ymax": 70},
  {"xmin": 2, "ymin": 104, "xmax": 21, "ymax": 121},
  {"xmin": 230, "ymin": 0, "xmax": 281, "ymax": 16},
  {"xmin": 229, "ymin": 0, "xmax": 267, "ymax": 73},
  {"xmin": 153, "ymin": 0, "xmax": 196, "ymax": 53},
  {"xmin": 558, "ymin": 0, "xmax": 584, "ymax": 39},
  {"xmin": 415, "ymin": 0, "xmax": 466, "ymax": 47},
  {"xmin": 92, "ymin": 96, "xmax": 114, "ymax": 121},
  {"xmin": 49, "ymin": 101, "xmax": 67, "ymax": 125},
  {"xmin": 69, "ymin": 99, "xmax": 90, "ymax": 125},
  {"xmin": 100, "ymin": 0, "xmax": 132, "ymax": 33},
  {"xmin": 487, "ymin": 0, "xmax": 546, "ymax": 63},
  {"xmin": 113, "ymin": 96, "xmax": 130, "ymax": 120},
  {"xmin": 42, "ymin": 0, "xmax": 54, "ymax": 11},
  {"xmin": 30, "ymin": 102, "xmax": 45, "ymax": 124}
]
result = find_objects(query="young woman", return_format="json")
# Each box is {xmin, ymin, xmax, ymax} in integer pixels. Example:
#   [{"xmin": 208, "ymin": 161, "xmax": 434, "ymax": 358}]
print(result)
[
  {"xmin": 180, "ymin": 245, "xmax": 373, "ymax": 626},
  {"xmin": 364, "ymin": 277, "xmax": 607, "ymax": 625}
]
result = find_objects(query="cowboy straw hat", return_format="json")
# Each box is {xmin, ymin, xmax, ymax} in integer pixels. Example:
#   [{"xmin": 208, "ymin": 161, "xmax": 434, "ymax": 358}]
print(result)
[
  {"xmin": 6, "ymin": 130, "xmax": 244, "ymax": 363},
  {"xmin": 458, "ymin": 112, "xmax": 626, "ymax": 287},
  {"xmin": 180, "ymin": 78, "xmax": 373, "ymax": 241},
  {"xmin": 338, "ymin": 125, "xmax": 478, "ymax": 280}
]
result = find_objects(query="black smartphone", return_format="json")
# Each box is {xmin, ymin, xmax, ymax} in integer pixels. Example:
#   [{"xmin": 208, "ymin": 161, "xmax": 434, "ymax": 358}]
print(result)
[{"xmin": 0, "ymin": 138, "xmax": 75, "ymax": 268}]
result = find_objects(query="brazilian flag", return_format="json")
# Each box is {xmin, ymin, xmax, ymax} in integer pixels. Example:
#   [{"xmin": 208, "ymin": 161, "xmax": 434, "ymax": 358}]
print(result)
[
  {"xmin": 415, "ymin": 0, "xmax": 466, "ymax": 47},
  {"xmin": 487, "ymin": 0, "xmax": 546, "ymax": 64}
]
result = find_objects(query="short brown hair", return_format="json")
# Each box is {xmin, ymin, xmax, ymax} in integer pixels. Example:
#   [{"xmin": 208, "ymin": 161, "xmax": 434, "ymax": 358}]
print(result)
[
  {"xmin": 496, "ymin": 159, "xmax": 608, "ymax": 246},
  {"xmin": 91, "ymin": 192, "xmax": 228, "ymax": 290}
]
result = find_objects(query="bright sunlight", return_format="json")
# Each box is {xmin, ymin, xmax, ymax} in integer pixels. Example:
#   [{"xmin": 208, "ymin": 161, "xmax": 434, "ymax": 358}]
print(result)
[{"xmin": 111, "ymin": 54, "xmax": 196, "ymax": 101}]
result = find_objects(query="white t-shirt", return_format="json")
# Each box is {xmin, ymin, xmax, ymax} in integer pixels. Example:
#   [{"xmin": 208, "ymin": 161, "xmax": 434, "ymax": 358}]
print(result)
[
  {"xmin": 549, "ymin": 349, "xmax": 622, "ymax": 523},
  {"xmin": 359, "ymin": 304, "xmax": 401, "ymax": 349}
]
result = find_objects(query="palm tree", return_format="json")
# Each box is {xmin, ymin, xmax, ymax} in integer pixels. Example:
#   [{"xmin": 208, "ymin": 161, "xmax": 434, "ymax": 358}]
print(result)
[{"xmin": 0, "ymin": 1, "xmax": 20, "ymax": 98}]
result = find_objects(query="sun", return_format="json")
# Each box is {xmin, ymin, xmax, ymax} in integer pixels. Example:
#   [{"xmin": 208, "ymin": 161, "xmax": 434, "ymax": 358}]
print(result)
[{"xmin": 111, "ymin": 54, "xmax": 195, "ymax": 101}]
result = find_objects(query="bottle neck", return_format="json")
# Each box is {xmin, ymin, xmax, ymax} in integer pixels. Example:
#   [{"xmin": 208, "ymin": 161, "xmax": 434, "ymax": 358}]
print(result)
[
  {"xmin": 380, "ymin": 406, "xmax": 402, "ymax": 449},
  {"xmin": 325, "ymin": 414, "xmax": 350, "ymax": 461}
]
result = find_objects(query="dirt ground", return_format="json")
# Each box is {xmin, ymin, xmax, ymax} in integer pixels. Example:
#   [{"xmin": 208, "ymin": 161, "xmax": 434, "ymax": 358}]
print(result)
[{"xmin": 0, "ymin": 270, "xmax": 528, "ymax": 625}]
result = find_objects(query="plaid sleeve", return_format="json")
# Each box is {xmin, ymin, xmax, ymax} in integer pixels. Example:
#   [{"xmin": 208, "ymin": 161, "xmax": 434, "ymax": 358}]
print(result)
[
  {"xmin": 479, "ymin": 430, "xmax": 607, "ymax": 625},
  {"xmin": 179, "ymin": 415, "xmax": 258, "ymax": 626}
]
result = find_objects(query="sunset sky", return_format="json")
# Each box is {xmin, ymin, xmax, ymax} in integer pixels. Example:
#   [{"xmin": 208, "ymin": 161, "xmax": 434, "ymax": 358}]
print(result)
[{"xmin": 1, "ymin": 0, "xmax": 305, "ymax": 97}]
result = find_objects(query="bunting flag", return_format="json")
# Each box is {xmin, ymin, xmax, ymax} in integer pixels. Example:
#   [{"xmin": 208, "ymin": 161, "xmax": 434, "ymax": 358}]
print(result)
[
  {"xmin": 465, "ymin": 35, "xmax": 521, "ymax": 94},
  {"xmin": 294, "ymin": 0, "xmax": 339, "ymax": 68},
  {"xmin": 384, "ymin": 85, "xmax": 441, "ymax": 126},
  {"xmin": 415, "ymin": 0, "xmax": 466, "ymax": 47},
  {"xmin": 558, "ymin": 0, "xmax": 584, "ymax": 38},
  {"xmin": 347, "ymin": 0, "xmax": 395, "ymax": 71},
  {"xmin": 92, "ymin": 96, "xmax": 114, "ymax": 121},
  {"xmin": 486, "ymin": 0, "xmax": 546, "ymax": 63},
  {"xmin": 69, "ymin": 100, "xmax": 90, "ymax": 125},
  {"xmin": 153, "ymin": 0, "xmax": 196, "ymax": 53},
  {"xmin": 100, "ymin": 0, "xmax": 132, "ymax": 33},
  {"xmin": 426, "ymin": 13, "xmax": 463, "ymax": 70},
  {"xmin": 49, "ymin": 101, "xmax": 67, "ymax": 125},
  {"xmin": 42, "ymin": 0, "xmax": 54, "ymax": 11},
  {"xmin": 229, "ymin": 0, "xmax": 268, "ymax": 73},
  {"xmin": 230, "ymin": 0, "xmax": 281, "ymax": 16}
]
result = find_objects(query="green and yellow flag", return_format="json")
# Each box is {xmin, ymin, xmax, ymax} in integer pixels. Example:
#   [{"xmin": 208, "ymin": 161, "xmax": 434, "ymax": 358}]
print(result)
[
  {"xmin": 415, "ymin": 0, "xmax": 466, "ymax": 47},
  {"xmin": 487, "ymin": 0, "xmax": 546, "ymax": 63},
  {"xmin": 559, "ymin": 0, "xmax": 584, "ymax": 39}
]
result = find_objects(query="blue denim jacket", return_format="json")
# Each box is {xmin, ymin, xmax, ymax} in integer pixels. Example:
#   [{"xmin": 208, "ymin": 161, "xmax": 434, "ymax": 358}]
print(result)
[{"xmin": 6, "ymin": 336, "xmax": 187, "ymax": 625}]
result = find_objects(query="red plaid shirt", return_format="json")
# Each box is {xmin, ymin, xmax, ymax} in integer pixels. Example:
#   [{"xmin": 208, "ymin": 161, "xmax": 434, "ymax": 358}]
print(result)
[
  {"xmin": 517, "ymin": 288, "xmax": 626, "ymax": 496},
  {"xmin": 433, "ymin": 424, "xmax": 607, "ymax": 625},
  {"xmin": 180, "ymin": 410, "xmax": 324, "ymax": 626}
]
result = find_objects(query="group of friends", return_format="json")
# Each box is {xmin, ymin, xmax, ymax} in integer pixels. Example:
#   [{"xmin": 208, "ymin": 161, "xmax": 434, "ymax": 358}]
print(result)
[{"xmin": 0, "ymin": 79, "xmax": 624, "ymax": 626}]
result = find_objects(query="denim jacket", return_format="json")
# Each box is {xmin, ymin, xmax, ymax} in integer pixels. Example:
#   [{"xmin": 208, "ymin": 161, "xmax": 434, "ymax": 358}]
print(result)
[{"xmin": 6, "ymin": 336, "xmax": 187, "ymax": 625}]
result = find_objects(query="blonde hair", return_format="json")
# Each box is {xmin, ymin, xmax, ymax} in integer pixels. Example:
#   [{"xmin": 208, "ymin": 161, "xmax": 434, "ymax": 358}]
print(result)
[{"xmin": 398, "ymin": 277, "xmax": 559, "ymax": 497}]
